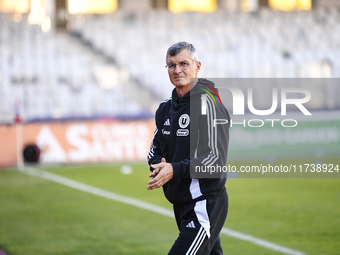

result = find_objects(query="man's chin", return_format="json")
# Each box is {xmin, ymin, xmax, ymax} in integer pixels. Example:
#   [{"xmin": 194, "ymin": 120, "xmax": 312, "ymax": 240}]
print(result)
[
  {"xmin": 172, "ymin": 80, "xmax": 188, "ymax": 87},
  {"xmin": 173, "ymin": 83, "xmax": 189, "ymax": 88},
  {"xmin": 173, "ymin": 80, "xmax": 197, "ymax": 88}
]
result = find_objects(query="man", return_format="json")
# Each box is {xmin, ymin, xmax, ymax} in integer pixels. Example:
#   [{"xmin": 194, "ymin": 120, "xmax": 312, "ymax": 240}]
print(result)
[{"xmin": 147, "ymin": 42, "xmax": 230, "ymax": 255}]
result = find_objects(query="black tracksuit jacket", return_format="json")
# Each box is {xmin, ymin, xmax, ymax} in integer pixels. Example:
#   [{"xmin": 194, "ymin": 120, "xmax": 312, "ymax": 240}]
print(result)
[{"xmin": 147, "ymin": 78, "xmax": 230, "ymax": 205}]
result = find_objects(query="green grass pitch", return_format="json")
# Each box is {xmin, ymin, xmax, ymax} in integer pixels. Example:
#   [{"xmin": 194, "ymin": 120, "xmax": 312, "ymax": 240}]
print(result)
[{"xmin": 0, "ymin": 158, "xmax": 339, "ymax": 255}]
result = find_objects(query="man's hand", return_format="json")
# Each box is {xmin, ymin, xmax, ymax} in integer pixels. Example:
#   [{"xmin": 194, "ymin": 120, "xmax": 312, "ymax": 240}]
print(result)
[
  {"xmin": 148, "ymin": 157, "xmax": 164, "ymax": 180},
  {"xmin": 147, "ymin": 158, "xmax": 173, "ymax": 191}
]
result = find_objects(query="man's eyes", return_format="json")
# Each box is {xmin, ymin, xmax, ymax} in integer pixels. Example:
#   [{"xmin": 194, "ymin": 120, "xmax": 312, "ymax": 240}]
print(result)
[
  {"xmin": 168, "ymin": 62, "xmax": 189, "ymax": 67},
  {"xmin": 180, "ymin": 62, "xmax": 189, "ymax": 67}
]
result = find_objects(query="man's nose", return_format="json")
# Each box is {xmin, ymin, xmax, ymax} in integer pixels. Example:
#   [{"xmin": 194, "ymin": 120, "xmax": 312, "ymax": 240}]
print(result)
[{"xmin": 173, "ymin": 64, "xmax": 182, "ymax": 73}]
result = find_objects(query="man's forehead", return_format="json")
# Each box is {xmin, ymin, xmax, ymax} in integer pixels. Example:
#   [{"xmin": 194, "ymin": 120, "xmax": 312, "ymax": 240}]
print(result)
[{"xmin": 167, "ymin": 49, "xmax": 191, "ymax": 63}]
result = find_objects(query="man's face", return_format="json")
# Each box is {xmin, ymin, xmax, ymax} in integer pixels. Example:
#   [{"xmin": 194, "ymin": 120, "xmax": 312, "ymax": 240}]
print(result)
[{"xmin": 167, "ymin": 49, "xmax": 201, "ymax": 88}]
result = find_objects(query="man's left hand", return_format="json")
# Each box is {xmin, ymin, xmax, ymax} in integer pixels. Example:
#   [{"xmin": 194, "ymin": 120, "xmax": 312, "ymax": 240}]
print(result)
[{"xmin": 147, "ymin": 158, "xmax": 173, "ymax": 190}]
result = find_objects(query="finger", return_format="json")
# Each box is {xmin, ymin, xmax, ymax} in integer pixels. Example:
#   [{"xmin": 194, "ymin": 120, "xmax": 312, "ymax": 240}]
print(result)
[
  {"xmin": 161, "ymin": 158, "xmax": 166, "ymax": 163},
  {"xmin": 147, "ymin": 175, "xmax": 158, "ymax": 185},
  {"xmin": 147, "ymin": 184, "xmax": 156, "ymax": 190},
  {"xmin": 147, "ymin": 178, "xmax": 162, "ymax": 190},
  {"xmin": 149, "ymin": 170, "xmax": 156, "ymax": 178},
  {"xmin": 148, "ymin": 169, "xmax": 167, "ymax": 188},
  {"xmin": 151, "ymin": 162, "xmax": 165, "ymax": 169},
  {"xmin": 148, "ymin": 172, "xmax": 163, "ymax": 187},
  {"xmin": 147, "ymin": 180, "xmax": 158, "ymax": 190},
  {"xmin": 149, "ymin": 169, "xmax": 159, "ymax": 178}
]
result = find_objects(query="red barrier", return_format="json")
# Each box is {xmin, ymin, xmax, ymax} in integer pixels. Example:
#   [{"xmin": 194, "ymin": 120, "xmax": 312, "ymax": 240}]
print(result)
[{"xmin": 0, "ymin": 119, "xmax": 155, "ymax": 167}]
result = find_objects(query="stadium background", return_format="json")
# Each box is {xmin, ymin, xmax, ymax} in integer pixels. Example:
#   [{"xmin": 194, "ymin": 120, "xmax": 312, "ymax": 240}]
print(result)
[
  {"xmin": 0, "ymin": 1, "xmax": 339, "ymax": 255},
  {"xmin": 0, "ymin": 0, "xmax": 340, "ymax": 166}
]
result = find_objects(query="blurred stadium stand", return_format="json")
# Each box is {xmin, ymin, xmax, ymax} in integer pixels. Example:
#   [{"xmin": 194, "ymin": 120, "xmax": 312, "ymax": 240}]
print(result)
[{"xmin": 0, "ymin": 0, "xmax": 340, "ymax": 124}]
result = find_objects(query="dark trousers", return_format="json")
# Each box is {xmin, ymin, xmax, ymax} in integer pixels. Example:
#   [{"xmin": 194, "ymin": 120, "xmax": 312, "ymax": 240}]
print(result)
[{"xmin": 168, "ymin": 190, "xmax": 228, "ymax": 255}]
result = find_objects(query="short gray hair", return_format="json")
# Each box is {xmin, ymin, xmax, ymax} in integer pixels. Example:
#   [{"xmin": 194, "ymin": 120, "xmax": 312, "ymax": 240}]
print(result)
[{"xmin": 166, "ymin": 41, "xmax": 199, "ymax": 64}]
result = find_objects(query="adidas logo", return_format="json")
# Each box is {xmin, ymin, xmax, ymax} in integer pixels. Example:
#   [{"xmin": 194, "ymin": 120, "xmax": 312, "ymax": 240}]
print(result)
[
  {"xmin": 186, "ymin": 221, "xmax": 195, "ymax": 228},
  {"xmin": 164, "ymin": 119, "xmax": 170, "ymax": 126}
]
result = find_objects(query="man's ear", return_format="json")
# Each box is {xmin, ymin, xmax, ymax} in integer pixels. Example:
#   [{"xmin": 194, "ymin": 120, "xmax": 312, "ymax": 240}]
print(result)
[{"xmin": 196, "ymin": 61, "xmax": 201, "ymax": 74}]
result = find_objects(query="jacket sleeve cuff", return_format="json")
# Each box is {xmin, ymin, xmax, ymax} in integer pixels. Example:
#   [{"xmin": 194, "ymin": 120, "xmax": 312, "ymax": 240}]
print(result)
[
  {"xmin": 148, "ymin": 157, "xmax": 162, "ymax": 172},
  {"xmin": 171, "ymin": 162, "xmax": 182, "ymax": 179}
]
